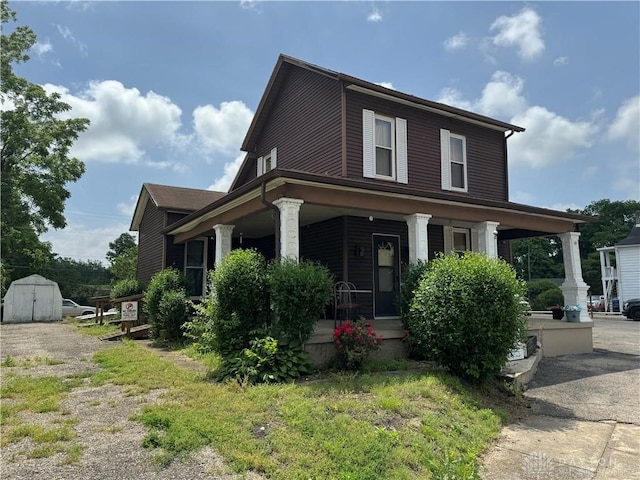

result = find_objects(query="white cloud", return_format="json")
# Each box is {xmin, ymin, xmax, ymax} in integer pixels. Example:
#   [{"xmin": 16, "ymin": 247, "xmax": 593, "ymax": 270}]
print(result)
[
  {"xmin": 608, "ymin": 95, "xmax": 640, "ymax": 151},
  {"xmin": 553, "ymin": 56, "xmax": 569, "ymax": 67},
  {"xmin": 55, "ymin": 24, "xmax": 88, "ymax": 56},
  {"xmin": 240, "ymin": 0, "xmax": 260, "ymax": 11},
  {"xmin": 32, "ymin": 40, "xmax": 53, "ymax": 57},
  {"xmin": 544, "ymin": 202, "xmax": 582, "ymax": 212},
  {"xmin": 438, "ymin": 71, "xmax": 599, "ymax": 168},
  {"xmin": 490, "ymin": 7, "xmax": 544, "ymax": 60},
  {"xmin": 117, "ymin": 195, "xmax": 139, "ymax": 217},
  {"xmin": 443, "ymin": 32, "xmax": 469, "ymax": 51},
  {"xmin": 509, "ymin": 106, "xmax": 597, "ymax": 167},
  {"xmin": 511, "ymin": 191, "xmax": 535, "ymax": 204},
  {"xmin": 375, "ymin": 82, "xmax": 395, "ymax": 90},
  {"xmin": 193, "ymin": 101, "xmax": 253, "ymax": 156},
  {"xmin": 43, "ymin": 81, "xmax": 185, "ymax": 166},
  {"xmin": 41, "ymin": 222, "xmax": 132, "ymax": 264},
  {"xmin": 208, "ymin": 153, "xmax": 245, "ymax": 192},
  {"xmin": 367, "ymin": 7, "xmax": 382, "ymax": 23}
]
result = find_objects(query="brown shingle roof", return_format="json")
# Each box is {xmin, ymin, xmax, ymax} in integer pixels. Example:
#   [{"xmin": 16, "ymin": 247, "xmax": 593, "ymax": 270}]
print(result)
[{"xmin": 144, "ymin": 183, "xmax": 226, "ymax": 212}]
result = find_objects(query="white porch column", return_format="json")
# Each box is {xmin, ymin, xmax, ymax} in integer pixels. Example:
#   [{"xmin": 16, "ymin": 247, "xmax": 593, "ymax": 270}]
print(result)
[
  {"xmin": 273, "ymin": 198, "xmax": 304, "ymax": 261},
  {"xmin": 404, "ymin": 213, "xmax": 432, "ymax": 263},
  {"xmin": 213, "ymin": 224, "xmax": 235, "ymax": 267},
  {"xmin": 559, "ymin": 231, "xmax": 590, "ymax": 322},
  {"xmin": 473, "ymin": 221, "xmax": 500, "ymax": 258}
]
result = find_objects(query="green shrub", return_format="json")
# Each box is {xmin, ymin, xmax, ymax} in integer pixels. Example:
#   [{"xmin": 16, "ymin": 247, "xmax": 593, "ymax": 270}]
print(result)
[
  {"xmin": 536, "ymin": 288, "xmax": 564, "ymax": 310},
  {"xmin": 157, "ymin": 290, "xmax": 190, "ymax": 341},
  {"xmin": 409, "ymin": 252, "xmax": 528, "ymax": 383},
  {"xmin": 110, "ymin": 278, "xmax": 143, "ymax": 300},
  {"xmin": 183, "ymin": 272, "xmax": 217, "ymax": 353},
  {"xmin": 397, "ymin": 260, "xmax": 431, "ymax": 360},
  {"xmin": 210, "ymin": 249, "xmax": 269, "ymax": 357},
  {"xmin": 527, "ymin": 279, "xmax": 563, "ymax": 310},
  {"xmin": 269, "ymin": 258, "xmax": 333, "ymax": 344},
  {"xmin": 216, "ymin": 335, "xmax": 312, "ymax": 384},
  {"xmin": 144, "ymin": 269, "xmax": 186, "ymax": 340}
]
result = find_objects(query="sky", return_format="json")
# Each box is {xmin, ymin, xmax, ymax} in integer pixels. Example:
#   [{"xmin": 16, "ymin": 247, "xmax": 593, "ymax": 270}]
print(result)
[{"xmin": 7, "ymin": 1, "xmax": 640, "ymax": 264}]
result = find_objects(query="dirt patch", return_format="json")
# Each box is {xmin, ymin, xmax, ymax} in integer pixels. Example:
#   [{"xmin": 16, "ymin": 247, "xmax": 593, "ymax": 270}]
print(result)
[{"xmin": 0, "ymin": 322, "xmax": 262, "ymax": 480}]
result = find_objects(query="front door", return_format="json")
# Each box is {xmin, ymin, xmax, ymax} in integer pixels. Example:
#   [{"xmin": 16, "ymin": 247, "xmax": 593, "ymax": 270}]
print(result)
[{"xmin": 373, "ymin": 234, "xmax": 400, "ymax": 318}]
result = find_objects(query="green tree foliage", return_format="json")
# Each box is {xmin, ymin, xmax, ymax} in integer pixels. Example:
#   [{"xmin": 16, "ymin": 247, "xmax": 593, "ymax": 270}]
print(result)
[
  {"xmin": 110, "ymin": 246, "xmax": 137, "ymax": 281},
  {"xmin": 511, "ymin": 237, "xmax": 563, "ymax": 281},
  {"xmin": 106, "ymin": 233, "xmax": 136, "ymax": 263},
  {"xmin": 1, "ymin": 1, "xmax": 90, "ymax": 285},
  {"xmin": 110, "ymin": 278, "xmax": 143, "ymax": 300},
  {"xmin": 268, "ymin": 258, "xmax": 333, "ymax": 344},
  {"xmin": 526, "ymin": 279, "xmax": 564, "ymax": 310},
  {"xmin": 409, "ymin": 253, "xmax": 527, "ymax": 383},
  {"xmin": 41, "ymin": 257, "xmax": 109, "ymax": 304},
  {"xmin": 570, "ymin": 199, "xmax": 640, "ymax": 294}
]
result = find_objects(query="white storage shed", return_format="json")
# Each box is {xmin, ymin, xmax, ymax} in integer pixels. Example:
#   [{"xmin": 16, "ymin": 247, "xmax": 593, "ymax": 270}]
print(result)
[{"xmin": 2, "ymin": 275, "xmax": 63, "ymax": 323}]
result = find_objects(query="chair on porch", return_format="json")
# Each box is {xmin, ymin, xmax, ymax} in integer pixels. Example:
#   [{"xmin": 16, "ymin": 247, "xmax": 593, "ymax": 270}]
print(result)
[{"xmin": 333, "ymin": 281, "xmax": 361, "ymax": 327}]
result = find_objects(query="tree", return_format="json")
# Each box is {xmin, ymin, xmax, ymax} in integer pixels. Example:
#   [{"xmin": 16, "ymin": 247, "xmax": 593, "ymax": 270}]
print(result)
[
  {"xmin": 106, "ymin": 233, "xmax": 136, "ymax": 263},
  {"xmin": 511, "ymin": 237, "xmax": 563, "ymax": 281},
  {"xmin": 1, "ymin": 1, "xmax": 89, "ymax": 285}
]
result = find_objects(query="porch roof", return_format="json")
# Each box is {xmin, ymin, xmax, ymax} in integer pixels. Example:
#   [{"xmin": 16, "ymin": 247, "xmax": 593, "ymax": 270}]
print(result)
[{"xmin": 163, "ymin": 169, "xmax": 595, "ymax": 244}]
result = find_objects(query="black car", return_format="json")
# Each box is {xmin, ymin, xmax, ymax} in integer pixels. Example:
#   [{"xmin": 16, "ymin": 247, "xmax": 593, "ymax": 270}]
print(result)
[{"xmin": 622, "ymin": 298, "xmax": 640, "ymax": 321}]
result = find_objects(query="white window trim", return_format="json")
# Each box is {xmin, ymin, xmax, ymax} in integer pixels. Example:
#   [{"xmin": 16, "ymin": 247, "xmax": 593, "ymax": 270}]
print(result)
[
  {"xmin": 363, "ymin": 109, "xmax": 408, "ymax": 184},
  {"xmin": 374, "ymin": 114, "xmax": 396, "ymax": 181},
  {"xmin": 452, "ymin": 227, "xmax": 470, "ymax": 254},
  {"xmin": 440, "ymin": 129, "xmax": 468, "ymax": 193},
  {"xmin": 256, "ymin": 147, "xmax": 277, "ymax": 177},
  {"xmin": 184, "ymin": 238, "xmax": 208, "ymax": 299}
]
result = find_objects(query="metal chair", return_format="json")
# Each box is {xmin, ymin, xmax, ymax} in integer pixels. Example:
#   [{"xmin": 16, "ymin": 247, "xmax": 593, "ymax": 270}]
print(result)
[{"xmin": 334, "ymin": 281, "xmax": 361, "ymax": 326}]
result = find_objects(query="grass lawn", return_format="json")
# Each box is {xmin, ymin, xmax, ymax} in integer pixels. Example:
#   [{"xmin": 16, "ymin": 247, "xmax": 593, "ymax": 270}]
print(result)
[{"xmin": 87, "ymin": 341, "xmax": 519, "ymax": 479}]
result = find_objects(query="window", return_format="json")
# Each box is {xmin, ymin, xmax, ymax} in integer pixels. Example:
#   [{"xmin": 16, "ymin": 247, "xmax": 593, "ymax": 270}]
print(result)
[
  {"xmin": 452, "ymin": 228, "xmax": 470, "ymax": 254},
  {"xmin": 440, "ymin": 129, "xmax": 468, "ymax": 192},
  {"xmin": 256, "ymin": 147, "xmax": 277, "ymax": 176},
  {"xmin": 363, "ymin": 109, "xmax": 408, "ymax": 183},
  {"xmin": 184, "ymin": 239, "xmax": 206, "ymax": 297}
]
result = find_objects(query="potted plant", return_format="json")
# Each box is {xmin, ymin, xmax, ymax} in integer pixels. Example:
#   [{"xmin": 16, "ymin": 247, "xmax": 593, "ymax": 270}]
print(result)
[
  {"xmin": 550, "ymin": 305, "xmax": 564, "ymax": 320},
  {"xmin": 564, "ymin": 305, "xmax": 582, "ymax": 322}
]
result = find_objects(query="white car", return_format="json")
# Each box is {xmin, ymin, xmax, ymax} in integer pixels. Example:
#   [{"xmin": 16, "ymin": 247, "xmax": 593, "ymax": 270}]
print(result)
[{"xmin": 62, "ymin": 299, "xmax": 96, "ymax": 317}]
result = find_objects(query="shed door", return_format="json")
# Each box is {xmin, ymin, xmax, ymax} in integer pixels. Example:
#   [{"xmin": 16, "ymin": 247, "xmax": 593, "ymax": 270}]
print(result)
[
  {"xmin": 14, "ymin": 285, "xmax": 36, "ymax": 322},
  {"xmin": 33, "ymin": 285, "xmax": 56, "ymax": 321}
]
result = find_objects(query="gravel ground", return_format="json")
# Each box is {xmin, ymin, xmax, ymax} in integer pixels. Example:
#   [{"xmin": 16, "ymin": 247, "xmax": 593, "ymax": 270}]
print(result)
[{"xmin": 0, "ymin": 322, "xmax": 264, "ymax": 480}]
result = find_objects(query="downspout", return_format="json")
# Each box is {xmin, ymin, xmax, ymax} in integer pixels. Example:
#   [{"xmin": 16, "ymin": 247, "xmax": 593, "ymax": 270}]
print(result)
[
  {"xmin": 504, "ymin": 130, "xmax": 515, "ymax": 201},
  {"xmin": 261, "ymin": 180, "xmax": 280, "ymax": 260}
]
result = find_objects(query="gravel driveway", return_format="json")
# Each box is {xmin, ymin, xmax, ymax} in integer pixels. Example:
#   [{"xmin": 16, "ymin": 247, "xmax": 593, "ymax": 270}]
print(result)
[{"xmin": 0, "ymin": 322, "xmax": 259, "ymax": 480}]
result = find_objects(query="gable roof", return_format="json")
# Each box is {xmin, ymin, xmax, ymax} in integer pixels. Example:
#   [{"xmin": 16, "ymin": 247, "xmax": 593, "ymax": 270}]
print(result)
[
  {"xmin": 231, "ymin": 54, "xmax": 525, "ymax": 191},
  {"xmin": 130, "ymin": 183, "xmax": 226, "ymax": 231}
]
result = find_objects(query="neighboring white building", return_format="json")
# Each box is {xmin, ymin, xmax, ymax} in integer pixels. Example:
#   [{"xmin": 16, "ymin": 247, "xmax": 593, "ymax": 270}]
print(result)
[
  {"xmin": 2, "ymin": 274, "xmax": 63, "ymax": 323},
  {"xmin": 597, "ymin": 221, "xmax": 640, "ymax": 312}
]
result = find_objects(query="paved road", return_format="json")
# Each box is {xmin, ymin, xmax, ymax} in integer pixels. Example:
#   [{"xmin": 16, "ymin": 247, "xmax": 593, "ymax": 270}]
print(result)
[{"xmin": 481, "ymin": 315, "xmax": 640, "ymax": 479}]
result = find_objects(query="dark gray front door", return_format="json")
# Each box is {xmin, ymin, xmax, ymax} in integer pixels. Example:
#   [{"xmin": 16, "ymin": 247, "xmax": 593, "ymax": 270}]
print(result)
[{"xmin": 373, "ymin": 235, "xmax": 400, "ymax": 318}]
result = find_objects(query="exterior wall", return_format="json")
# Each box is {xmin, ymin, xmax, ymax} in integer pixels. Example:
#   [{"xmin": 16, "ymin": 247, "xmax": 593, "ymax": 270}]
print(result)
[
  {"xmin": 617, "ymin": 246, "xmax": 640, "ymax": 303},
  {"xmin": 137, "ymin": 201, "xmax": 165, "ymax": 285},
  {"xmin": 498, "ymin": 239, "xmax": 512, "ymax": 262},
  {"xmin": 345, "ymin": 90, "xmax": 508, "ymax": 201},
  {"xmin": 300, "ymin": 217, "xmax": 343, "ymax": 279},
  {"xmin": 240, "ymin": 67, "xmax": 343, "ymax": 188}
]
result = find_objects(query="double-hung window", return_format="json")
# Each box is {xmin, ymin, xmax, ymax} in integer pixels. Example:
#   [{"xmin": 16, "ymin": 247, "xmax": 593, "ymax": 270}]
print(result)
[
  {"xmin": 443, "ymin": 226, "xmax": 471, "ymax": 255},
  {"xmin": 256, "ymin": 147, "xmax": 277, "ymax": 176},
  {"xmin": 363, "ymin": 109, "xmax": 408, "ymax": 184},
  {"xmin": 185, "ymin": 239, "xmax": 206, "ymax": 297},
  {"xmin": 440, "ymin": 129, "xmax": 468, "ymax": 192}
]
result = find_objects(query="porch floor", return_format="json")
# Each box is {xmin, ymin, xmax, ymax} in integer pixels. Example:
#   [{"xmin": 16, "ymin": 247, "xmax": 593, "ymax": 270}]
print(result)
[{"xmin": 308, "ymin": 318, "xmax": 405, "ymax": 344}]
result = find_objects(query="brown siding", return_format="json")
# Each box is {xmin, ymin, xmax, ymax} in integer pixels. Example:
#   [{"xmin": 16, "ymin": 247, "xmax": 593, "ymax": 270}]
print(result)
[
  {"xmin": 252, "ymin": 68, "xmax": 343, "ymax": 180},
  {"xmin": 137, "ymin": 202, "xmax": 165, "ymax": 285},
  {"xmin": 300, "ymin": 217, "xmax": 343, "ymax": 280},
  {"xmin": 345, "ymin": 90, "xmax": 508, "ymax": 202},
  {"xmin": 428, "ymin": 224, "xmax": 445, "ymax": 260}
]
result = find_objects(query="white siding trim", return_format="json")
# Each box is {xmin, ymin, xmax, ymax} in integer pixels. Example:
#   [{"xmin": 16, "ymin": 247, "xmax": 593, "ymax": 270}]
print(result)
[
  {"xmin": 362, "ymin": 109, "xmax": 375, "ymax": 179},
  {"xmin": 440, "ymin": 128, "xmax": 451, "ymax": 190},
  {"xmin": 270, "ymin": 147, "xmax": 278, "ymax": 169},
  {"xmin": 471, "ymin": 228, "xmax": 479, "ymax": 252},
  {"xmin": 396, "ymin": 117, "xmax": 408, "ymax": 184},
  {"xmin": 257, "ymin": 156, "xmax": 263, "ymax": 177},
  {"xmin": 443, "ymin": 225, "xmax": 453, "ymax": 255}
]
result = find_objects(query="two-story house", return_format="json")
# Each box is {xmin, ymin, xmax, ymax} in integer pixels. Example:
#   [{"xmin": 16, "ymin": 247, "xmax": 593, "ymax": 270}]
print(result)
[{"xmin": 131, "ymin": 54, "xmax": 593, "ymax": 321}]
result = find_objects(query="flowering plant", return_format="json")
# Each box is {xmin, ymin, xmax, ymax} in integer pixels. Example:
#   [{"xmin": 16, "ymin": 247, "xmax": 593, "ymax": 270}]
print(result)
[
  {"xmin": 333, "ymin": 318, "xmax": 383, "ymax": 370},
  {"xmin": 564, "ymin": 305, "xmax": 582, "ymax": 312}
]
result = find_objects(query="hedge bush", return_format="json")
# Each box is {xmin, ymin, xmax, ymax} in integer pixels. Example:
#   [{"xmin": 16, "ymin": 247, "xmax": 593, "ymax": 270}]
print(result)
[
  {"xmin": 268, "ymin": 258, "xmax": 333, "ymax": 344},
  {"xmin": 110, "ymin": 278, "xmax": 143, "ymax": 300},
  {"xmin": 210, "ymin": 249, "xmax": 269, "ymax": 356},
  {"xmin": 143, "ymin": 268, "xmax": 187, "ymax": 340},
  {"xmin": 157, "ymin": 290, "xmax": 190, "ymax": 341},
  {"xmin": 409, "ymin": 252, "xmax": 528, "ymax": 383},
  {"xmin": 527, "ymin": 279, "xmax": 563, "ymax": 310}
]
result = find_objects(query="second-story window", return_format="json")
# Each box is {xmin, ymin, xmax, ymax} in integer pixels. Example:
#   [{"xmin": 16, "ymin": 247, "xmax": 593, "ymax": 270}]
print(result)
[
  {"xmin": 440, "ymin": 129, "xmax": 468, "ymax": 192},
  {"xmin": 256, "ymin": 147, "xmax": 277, "ymax": 176},
  {"xmin": 363, "ymin": 109, "xmax": 408, "ymax": 184}
]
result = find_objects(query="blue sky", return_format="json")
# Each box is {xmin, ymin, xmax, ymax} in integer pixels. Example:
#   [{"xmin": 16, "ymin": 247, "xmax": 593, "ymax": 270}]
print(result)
[{"xmin": 8, "ymin": 1, "xmax": 640, "ymax": 264}]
